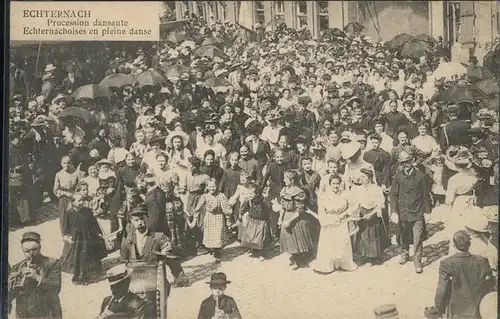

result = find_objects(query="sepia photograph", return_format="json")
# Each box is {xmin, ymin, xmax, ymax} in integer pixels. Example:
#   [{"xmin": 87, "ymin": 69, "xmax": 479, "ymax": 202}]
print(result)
[{"xmin": 5, "ymin": 1, "xmax": 500, "ymax": 318}]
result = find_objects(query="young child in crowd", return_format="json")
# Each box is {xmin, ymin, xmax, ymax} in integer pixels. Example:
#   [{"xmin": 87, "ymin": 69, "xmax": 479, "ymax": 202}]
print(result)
[{"xmin": 198, "ymin": 272, "xmax": 241, "ymax": 319}]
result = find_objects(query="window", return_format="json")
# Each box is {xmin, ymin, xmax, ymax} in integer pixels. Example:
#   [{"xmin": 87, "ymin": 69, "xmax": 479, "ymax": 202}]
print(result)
[
  {"xmin": 296, "ymin": 1, "xmax": 308, "ymax": 29},
  {"xmin": 274, "ymin": 1, "xmax": 285, "ymax": 20},
  {"xmin": 446, "ymin": 2, "xmax": 461, "ymax": 44},
  {"xmin": 318, "ymin": 1, "xmax": 329, "ymax": 31},
  {"xmin": 255, "ymin": 1, "xmax": 265, "ymax": 25}
]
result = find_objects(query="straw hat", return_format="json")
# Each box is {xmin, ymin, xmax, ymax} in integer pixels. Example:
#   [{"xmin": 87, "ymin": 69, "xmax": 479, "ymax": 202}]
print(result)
[
  {"xmin": 265, "ymin": 110, "xmax": 281, "ymax": 121},
  {"xmin": 44, "ymin": 64, "xmax": 56, "ymax": 72},
  {"xmin": 106, "ymin": 264, "xmax": 131, "ymax": 286},
  {"xmin": 52, "ymin": 93, "xmax": 72, "ymax": 105},
  {"xmin": 464, "ymin": 213, "xmax": 489, "ymax": 233},
  {"xmin": 165, "ymin": 131, "xmax": 189, "ymax": 148},
  {"xmin": 341, "ymin": 142, "xmax": 361, "ymax": 160}
]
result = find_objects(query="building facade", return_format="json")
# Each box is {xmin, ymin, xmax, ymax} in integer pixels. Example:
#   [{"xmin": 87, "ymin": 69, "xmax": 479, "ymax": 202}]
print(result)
[{"xmin": 166, "ymin": 1, "xmax": 500, "ymax": 63}]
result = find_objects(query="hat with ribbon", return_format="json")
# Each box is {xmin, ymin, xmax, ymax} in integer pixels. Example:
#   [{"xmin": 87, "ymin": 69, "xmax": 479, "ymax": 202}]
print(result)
[
  {"xmin": 206, "ymin": 272, "xmax": 231, "ymax": 285},
  {"xmin": 106, "ymin": 264, "xmax": 131, "ymax": 285}
]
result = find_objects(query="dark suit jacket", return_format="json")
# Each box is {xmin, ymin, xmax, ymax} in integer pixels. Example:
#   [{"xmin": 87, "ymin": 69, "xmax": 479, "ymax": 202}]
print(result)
[
  {"xmin": 435, "ymin": 252, "xmax": 494, "ymax": 318},
  {"xmin": 11, "ymin": 256, "xmax": 62, "ymax": 319},
  {"xmin": 99, "ymin": 292, "xmax": 146, "ymax": 319},
  {"xmin": 245, "ymin": 139, "xmax": 270, "ymax": 168},
  {"xmin": 439, "ymin": 119, "xmax": 471, "ymax": 152},
  {"xmin": 198, "ymin": 295, "xmax": 242, "ymax": 319},
  {"xmin": 144, "ymin": 187, "xmax": 168, "ymax": 234},
  {"xmin": 120, "ymin": 229, "xmax": 168, "ymax": 262}
]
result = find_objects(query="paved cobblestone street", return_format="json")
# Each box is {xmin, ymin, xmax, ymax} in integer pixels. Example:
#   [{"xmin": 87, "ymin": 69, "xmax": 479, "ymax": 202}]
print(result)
[{"xmin": 9, "ymin": 204, "xmax": 454, "ymax": 319}]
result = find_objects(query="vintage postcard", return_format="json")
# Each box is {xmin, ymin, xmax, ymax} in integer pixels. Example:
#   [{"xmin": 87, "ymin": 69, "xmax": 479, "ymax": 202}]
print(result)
[{"xmin": 5, "ymin": 1, "xmax": 499, "ymax": 318}]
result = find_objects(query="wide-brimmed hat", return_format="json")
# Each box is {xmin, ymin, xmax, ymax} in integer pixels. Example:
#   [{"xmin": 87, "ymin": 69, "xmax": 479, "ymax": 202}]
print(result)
[
  {"xmin": 44, "ymin": 64, "xmax": 56, "ymax": 72},
  {"xmin": 31, "ymin": 115, "xmax": 48, "ymax": 127},
  {"xmin": 464, "ymin": 210, "xmax": 489, "ymax": 233},
  {"xmin": 340, "ymin": 131, "xmax": 353, "ymax": 143},
  {"xmin": 166, "ymin": 131, "xmax": 189, "ymax": 148},
  {"xmin": 204, "ymin": 113, "xmax": 220, "ymax": 124},
  {"xmin": 447, "ymin": 147, "xmax": 472, "ymax": 166},
  {"xmin": 143, "ymin": 172, "xmax": 156, "ymax": 183},
  {"xmin": 311, "ymin": 139, "xmax": 326, "ymax": 151},
  {"xmin": 148, "ymin": 134, "xmax": 167, "ymax": 145},
  {"xmin": 106, "ymin": 264, "xmax": 131, "ymax": 285},
  {"xmin": 341, "ymin": 142, "xmax": 361, "ymax": 159},
  {"xmin": 265, "ymin": 110, "xmax": 281, "ymax": 121},
  {"xmin": 12, "ymin": 94, "xmax": 23, "ymax": 101},
  {"xmin": 206, "ymin": 272, "xmax": 231, "ymax": 285},
  {"xmin": 52, "ymin": 93, "xmax": 72, "ymax": 105},
  {"xmin": 96, "ymin": 159, "xmax": 113, "ymax": 167}
]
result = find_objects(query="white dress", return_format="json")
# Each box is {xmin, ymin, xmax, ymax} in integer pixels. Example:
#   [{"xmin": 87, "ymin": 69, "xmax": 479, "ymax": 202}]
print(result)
[
  {"xmin": 312, "ymin": 191, "xmax": 357, "ymax": 273},
  {"xmin": 445, "ymin": 171, "xmax": 478, "ymax": 231}
]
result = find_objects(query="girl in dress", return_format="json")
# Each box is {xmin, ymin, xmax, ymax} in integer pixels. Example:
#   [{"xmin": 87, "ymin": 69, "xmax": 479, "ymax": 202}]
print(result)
[
  {"xmin": 228, "ymin": 172, "xmax": 254, "ymax": 239},
  {"xmin": 60, "ymin": 194, "xmax": 107, "ymax": 285},
  {"xmin": 191, "ymin": 179, "xmax": 233, "ymax": 263},
  {"xmin": 278, "ymin": 170, "xmax": 315, "ymax": 270},
  {"xmin": 82, "ymin": 165, "xmax": 99, "ymax": 197},
  {"xmin": 54, "ymin": 155, "xmax": 81, "ymax": 235},
  {"xmin": 349, "ymin": 168, "xmax": 388, "ymax": 266},
  {"xmin": 129, "ymin": 129, "xmax": 148, "ymax": 161},
  {"xmin": 184, "ymin": 157, "xmax": 211, "ymax": 253},
  {"xmin": 219, "ymin": 152, "xmax": 242, "ymax": 227},
  {"xmin": 240, "ymin": 183, "xmax": 271, "ymax": 261},
  {"xmin": 166, "ymin": 131, "xmax": 192, "ymax": 191},
  {"xmin": 313, "ymin": 174, "xmax": 358, "ymax": 274}
]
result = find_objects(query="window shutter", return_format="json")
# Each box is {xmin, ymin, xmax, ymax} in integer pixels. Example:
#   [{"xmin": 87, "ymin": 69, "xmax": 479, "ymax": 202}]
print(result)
[{"xmin": 459, "ymin": 1, "xmax": 475, "ymax": 48}]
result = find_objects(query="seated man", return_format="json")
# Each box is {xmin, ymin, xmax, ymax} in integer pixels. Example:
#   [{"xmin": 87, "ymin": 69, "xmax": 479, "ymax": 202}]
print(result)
[{"xmin": 120, "ymin": 204, "xmax": 189, "ymax": 287}]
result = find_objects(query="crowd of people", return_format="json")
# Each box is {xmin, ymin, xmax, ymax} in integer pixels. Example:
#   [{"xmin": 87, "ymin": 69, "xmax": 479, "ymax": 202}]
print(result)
[{"xmin": 8, "ymin": 14, "xmax": 499, "ymax": 319}]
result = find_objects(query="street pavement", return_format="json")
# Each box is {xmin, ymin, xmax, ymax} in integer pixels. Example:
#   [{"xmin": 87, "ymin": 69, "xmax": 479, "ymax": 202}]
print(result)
[{"xmin": 8, "ymin": 204, "xmax": 454, "ymax": 319}]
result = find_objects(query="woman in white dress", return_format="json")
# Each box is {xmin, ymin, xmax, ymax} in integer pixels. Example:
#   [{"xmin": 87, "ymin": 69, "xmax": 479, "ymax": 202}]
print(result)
[
  {"xmin": 445, "ymin": 148, "xmax": 478, "ymax": 232},
  {"xmin": 313, "ymin": 174, "xmax": 358, "ymax": 274}
]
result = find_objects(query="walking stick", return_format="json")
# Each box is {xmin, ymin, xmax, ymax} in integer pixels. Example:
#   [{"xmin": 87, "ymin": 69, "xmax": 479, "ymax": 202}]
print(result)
[{"xmin": 32, "ymin": 41, "xmax": 42, "ymax": 90}]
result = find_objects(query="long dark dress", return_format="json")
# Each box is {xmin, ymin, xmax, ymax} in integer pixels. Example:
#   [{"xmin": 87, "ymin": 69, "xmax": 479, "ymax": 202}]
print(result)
[
  {"xmin": 60, "ymin": 207, "xmax": 107, "ymax": 279},
  {"xmin": 279, "ymin": 186, "xmax": 315, "ymax": 254},
  {"xmin": 219, "ymin": 166, "xmax": 242, "ymax": 221},
  {"xmin": 240, "ymin": 197, "xmax": 271, "ymax": 250}
]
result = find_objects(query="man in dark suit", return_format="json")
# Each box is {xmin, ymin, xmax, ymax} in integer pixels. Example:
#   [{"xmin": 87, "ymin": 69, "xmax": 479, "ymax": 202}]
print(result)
[
  {"xmin": 198, "ymin": 273, "xmax": 242, "ymax": 319},
  {"xmin": 9, "ymin": 61, "xmax": 30, "ymax": 99},
  {"xmin": 143, "ymin": 173, "xmax": 169, "ymax": 234},
  {"xmin": 98, "ymin": 264, "xmax": 147, "ymax": 319},
  {"xmin": 121, "ymin": 204, "xmax": 189, "ymax": 287},
  {"xmin": 9, "ymin": 232, "xmax": 62, "ymax": 318},
  {"xmin": 439, "ymin": 105, "xmax": 471, "ymax": 152},
  {"xmin": 245, "ymin": 124, "xmax": 270, "ymax": 169},
  {"xmin": 390, "ymin": 151, "xmax": 432, "ymax": 274},
  {"xmin": 427, "ymin": 230, "xmax": 494, "ymax": 319}
]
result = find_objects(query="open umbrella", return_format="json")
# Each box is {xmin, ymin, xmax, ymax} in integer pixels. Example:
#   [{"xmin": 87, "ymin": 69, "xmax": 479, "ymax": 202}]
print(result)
[
  {"xmin": 166, "ymin": 32, "xmax": 186, "ymax": 43},
  {"xmin": 414, "ymin": 34, "xmax": 437, "ymax": 45},
  {"xmin": 327, "ymin": 28, "xmax": 346, "ymax": 38},
  {"xmin": 475, "ymin": 79, "xmax": 499, "ymax": 95},
  {"xmin": 72, "ymin": 84, "xmax": 111, "ymax": 100},
  {"xmin": 193, "ymin": 45, "xmax": 227, "ymax": 59},
  {"xmin": 343, "ymin": 22, "xmax": 364, "ymax": 34},
  {"xmin": 387, "ymin": 33, "xmax": 413, "ymax": 50},
  {"xmin": 444, "ymin": 84, "xmax": 488, "ymax": 104},
  {"xmin": 467, "ymin": 66, "xmax": 493, "ymax": 81},
  {"xmin": 202, "ymin": 37, "xmax": 227, "ymax": 47},
  {"xmin": 99, "ymin": 73, "xmax": 133, "ymax": 88},
  {"xmin": 266, "ymin": 18, "xmax": 286, "ymax": 28},
  {"xmin": 163, "ymin": 64, "xmax": 191, "ymax": 80},
  {"xmin": 431, "ymin": 61, "xmax": 467, "ymax": 79},
  {"xmin": 400, "ymin": 39, "xmax": 433, "ymax": 60},
  {"xmin": 134, "ymin": 69, "xmax": 166, "ymax": 88},
  {"xmin": 58, "ymin": 106, "xmax": 94, "ymax": 123}
]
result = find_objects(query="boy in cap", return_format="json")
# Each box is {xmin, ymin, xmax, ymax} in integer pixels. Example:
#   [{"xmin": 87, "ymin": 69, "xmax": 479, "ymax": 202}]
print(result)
[
  {"xmin": 198, "ymin": 272, "xmax": 242, "ymax": 319},
  {"xmin": 9, "ymin": 232, "xmax": 62, "ymax": 318}
]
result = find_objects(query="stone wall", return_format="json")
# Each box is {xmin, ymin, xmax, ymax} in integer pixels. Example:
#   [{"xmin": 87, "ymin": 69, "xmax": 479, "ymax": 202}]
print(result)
[{"xmin": 358, "ymin": 1, "xmax": 429, "ymax": 42}]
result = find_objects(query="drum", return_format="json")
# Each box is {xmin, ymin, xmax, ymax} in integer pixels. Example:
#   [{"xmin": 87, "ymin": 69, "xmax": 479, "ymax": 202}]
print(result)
[{"xmin": 128, "ymin": 260, "xmax": 169, "ymax": 319}]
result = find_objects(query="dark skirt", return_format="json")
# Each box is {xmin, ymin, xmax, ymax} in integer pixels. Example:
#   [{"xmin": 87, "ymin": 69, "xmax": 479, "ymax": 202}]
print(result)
[
  {"xmin": 58, "ymin": 196, "xmax": 71, "ymax": 235},
  {"xmin": 355, "ymin": 207, "xmax": 389, "ymax": 258},
  {"xmin": 60, "ymin": 239, "xmax": 106, "ymax": 276},
  {"xmin": 241, "ymin": 217, "xmax": 271, "ymax": 250},
  {"xmin": 186, "ymin": 193, "xmax": 204, "ymax": 229},
  {"xmin": 280, "ymin": 211, "xmax": 315, "ymax": 254}
]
